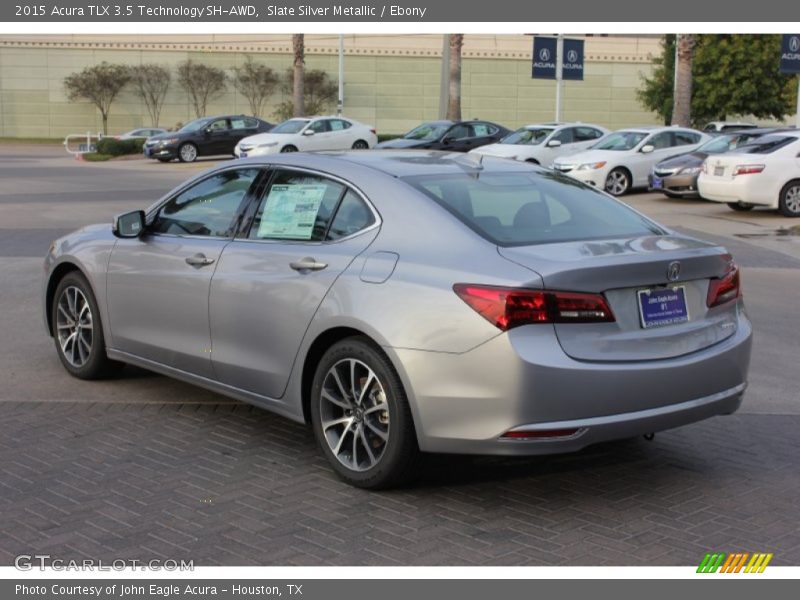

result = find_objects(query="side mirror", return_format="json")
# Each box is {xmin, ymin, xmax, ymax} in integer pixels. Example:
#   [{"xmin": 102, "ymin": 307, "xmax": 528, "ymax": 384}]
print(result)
[
  {"xmin": 303, "ymin": 129, "xmax": 315, "ymax": 136},
  {"xmin": 442, "ymin": 136, "xmax": 452, "ymax": 145},
  {"xmin": 547, "ymin": 139, "xmax": 562, "ymax": 148},
  {"xmin": 640, "ymin": 144, "xmax": 655, "ymax": 154},
  {"xmin": 113, "ymin": 210, "xmax": 145, "ymax": 238}
]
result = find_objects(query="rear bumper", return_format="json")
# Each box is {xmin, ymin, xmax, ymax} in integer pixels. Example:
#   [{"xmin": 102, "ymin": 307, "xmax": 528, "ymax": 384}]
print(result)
[
  {"xmin": 698, "ymin": 175, "xmax": 777, "ymax": 207},
  {"xmin": 391, "ymin": 308, "xmax": 752, "ymax": 455}
]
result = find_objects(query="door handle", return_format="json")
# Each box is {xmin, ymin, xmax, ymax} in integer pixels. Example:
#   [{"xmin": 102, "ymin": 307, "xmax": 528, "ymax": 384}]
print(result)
[
  {"xmin": 185, "ymin": 253, "xmax": 215, "ymax": 267},
  {"xmin": 289, "ymin": 257, "xmax": 328, "ymax": 272}
]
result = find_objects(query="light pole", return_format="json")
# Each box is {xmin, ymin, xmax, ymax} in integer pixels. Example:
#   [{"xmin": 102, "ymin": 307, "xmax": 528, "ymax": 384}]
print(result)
[
  {"xmin": 555, "ymin": 34, "xmax": 564, "ymax": 122},
  {"xmin": 337, "ymin": 34, "xmax": 344, "ymax": 115}
]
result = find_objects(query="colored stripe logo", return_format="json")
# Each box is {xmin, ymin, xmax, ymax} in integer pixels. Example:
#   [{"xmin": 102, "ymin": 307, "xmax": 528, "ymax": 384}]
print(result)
[{"xmin": 697, "ymin": 552, "xmax": 773, "ymax": 573}]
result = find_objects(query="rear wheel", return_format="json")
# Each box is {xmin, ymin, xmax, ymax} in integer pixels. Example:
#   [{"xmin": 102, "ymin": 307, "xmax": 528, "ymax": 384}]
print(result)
[
  {"xmin": 727, "ymin": 202, "xmax": 754, "ymax": 212},
  {"xmin": 177, "ymin": 143, "xmax": 197, "ymax": 163},
  {"xmin": 778, "ymin": 181, "xmax": 800, "ymax": 217},
  {"xmin": 351, "ymin": 140, "xmax": 369, "ymax": 150},
  {"xmin": 310, "ymin": 337, "xmax": 419, "ymax": 489},
  {"xmin": 280, "ymin": 145, "xmax": 298, "ymax": 153},
  {"xmin": 51, "ymin": 272, "xmax": 123, "ymax": 380},
  {"xmin": 605, "ymin": 168, "xmax": 630, "ymax": 196}
]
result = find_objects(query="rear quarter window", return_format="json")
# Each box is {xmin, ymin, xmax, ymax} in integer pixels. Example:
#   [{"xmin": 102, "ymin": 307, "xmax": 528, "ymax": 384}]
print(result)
[{"xmin": 405, "ymin": 172, "xmax": 664, "ymax": 247}]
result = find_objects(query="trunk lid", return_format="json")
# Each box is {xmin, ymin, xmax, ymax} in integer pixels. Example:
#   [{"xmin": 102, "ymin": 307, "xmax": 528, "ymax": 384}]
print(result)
[{"xmin": 499, "ymin": 234, "xmax": 740, "ymax": 362}]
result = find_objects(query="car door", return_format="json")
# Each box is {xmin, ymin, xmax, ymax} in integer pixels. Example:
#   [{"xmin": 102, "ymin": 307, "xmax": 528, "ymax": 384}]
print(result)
[
  {"xmin": 628, "ymin": 131, "xmax": 675, "ymax": 187},
  {"xmin": 201, "ymin": 117, "xmax": 233, "ymax": 156},
  {"xmin": 230, "ymin": 116, "xmax": 261, "ymax": 146},
  {"xmin": 328, "ymin": 118, "xmax": 355, "ymax": 149},
  {"xmin": 441, "ymin": 123, "xmax": 474, "ymax": 152},
  {"xmin": 209, "ymin": 168, "xmax": 380, "ymax": 399},
  {"xmin": 106, "ymin": 167, "xmax": 263, "ymax": 378},
  {"xmin": 467, "ymin": 122, "xmax": 499, "ymax": 151},
  {"xmin": 542, "ymin": 127, "xmax": 575, "ymax": 164},
  {"xmin": 302, "ymin": 119, "xmax": 334, "ymax": 151}
]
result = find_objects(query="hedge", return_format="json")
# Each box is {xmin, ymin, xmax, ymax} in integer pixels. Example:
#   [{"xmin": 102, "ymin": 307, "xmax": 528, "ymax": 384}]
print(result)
[{"xmin": 95, "ymin": 137, "xmax": 147, "ymax": 156}]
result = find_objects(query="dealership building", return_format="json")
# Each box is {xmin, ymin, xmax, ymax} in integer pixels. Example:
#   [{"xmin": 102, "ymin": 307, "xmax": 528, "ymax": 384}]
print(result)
[{"xmin": 0, "ymin": 34, "xmax": 668, "ymax": 137}]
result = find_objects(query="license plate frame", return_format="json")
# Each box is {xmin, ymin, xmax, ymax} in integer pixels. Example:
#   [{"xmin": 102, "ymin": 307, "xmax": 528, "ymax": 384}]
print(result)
[
  {"xmin": 637, "ymin": 286, "xmax": 689, "ymax": 329},
  {"xmin": 714, "ymin": 166, "xmax": 725, "ymax": 176},
  {"xmin": 651, "ymin": 176, "xmax": 663, "ymax": 190}
]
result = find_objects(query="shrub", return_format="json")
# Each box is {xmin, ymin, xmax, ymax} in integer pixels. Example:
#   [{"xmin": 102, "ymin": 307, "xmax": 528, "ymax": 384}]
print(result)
[{"xmin": 95, "ymin": 137, "xmax": 146, "ymax": 156}]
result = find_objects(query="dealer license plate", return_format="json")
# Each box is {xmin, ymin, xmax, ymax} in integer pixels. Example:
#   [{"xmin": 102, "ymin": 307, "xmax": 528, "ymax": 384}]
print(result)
[{"xmin": 637, "ymin": 286, "xmax": 689, "ymax": 329}]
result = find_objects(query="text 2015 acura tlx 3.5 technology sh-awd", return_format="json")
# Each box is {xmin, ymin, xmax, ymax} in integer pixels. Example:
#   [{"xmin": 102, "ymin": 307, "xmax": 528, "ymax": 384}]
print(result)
[{"xmin": 43, "ymin": 151, "xmax": 752, "ymax": 488}]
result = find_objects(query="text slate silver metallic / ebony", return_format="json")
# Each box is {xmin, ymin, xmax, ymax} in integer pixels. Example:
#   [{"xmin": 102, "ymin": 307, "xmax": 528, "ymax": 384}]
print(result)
[{"xmin": 42, "ymin": 150, "xmax": 752, "ymax": 488}]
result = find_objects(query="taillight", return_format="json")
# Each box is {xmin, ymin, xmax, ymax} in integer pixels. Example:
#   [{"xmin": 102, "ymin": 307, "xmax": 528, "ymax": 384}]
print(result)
[
  {"xmin": 453, "ymin": 284, "xmax": 615, "ymax": 331},
  {"xmin": 733, "ymin": 164, "xmax": 765, "ymax": 176},
  {"xmin": 706, "ymin": 258, "xmax": 741, "ymax": 308}
]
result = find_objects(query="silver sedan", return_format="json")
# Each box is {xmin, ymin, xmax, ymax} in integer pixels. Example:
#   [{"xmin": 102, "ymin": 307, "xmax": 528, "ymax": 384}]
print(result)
[{"xmin": 43, "ymin": 151, "xmax": 752, "ymax": 488}]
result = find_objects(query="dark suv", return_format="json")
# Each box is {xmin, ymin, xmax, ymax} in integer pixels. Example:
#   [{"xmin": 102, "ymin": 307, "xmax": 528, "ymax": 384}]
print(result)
[{"xmin": 144, "ymin": 115, "xmax": 273, "ymax": 163}]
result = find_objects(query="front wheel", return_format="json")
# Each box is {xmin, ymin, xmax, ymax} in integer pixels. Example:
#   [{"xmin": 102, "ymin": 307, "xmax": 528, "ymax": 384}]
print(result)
[
  {"xmin": 51, "ymin": 272, "xmax": 123, "ymax": 379},
  {"xmin": 727, "ymin": 202, "xmax": 754, "ymax": 212},
  {"xmin": 605, "ymin": 168, "xmax": 631, "ymax": 196},
  {"xmin": 778, "ymin": 181, "xmax": 800, "ymax": 217},
  {"xmin": 310, "ymin": 338, "xmax": 419, "ymax": 489},
  {"xmin": 177, "ymin": 143, "xmax": 197, "ymax": 163}
]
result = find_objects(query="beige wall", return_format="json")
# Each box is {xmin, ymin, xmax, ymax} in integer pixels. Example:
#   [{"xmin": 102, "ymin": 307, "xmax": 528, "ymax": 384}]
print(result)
[{"xmin": 0, "ymin": 34, "xmax": 664, "ymax": 137}]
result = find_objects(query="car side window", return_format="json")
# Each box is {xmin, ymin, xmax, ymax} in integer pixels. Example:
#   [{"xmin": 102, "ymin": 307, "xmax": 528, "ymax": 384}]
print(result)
[
  {"xmin": 448, "ymin": 124, "xmax": 472, "ymax": 140},
  {"xmin": 231, "ymin": 117, "xmax": 258, "ymax": 130},
  {"xmin": 472, "ymin": 123, "xmax": 495, "ymax": 137},
  {"xmin": 647, "ymin": 132, "xmax": 673, "ymax": 149},
  {"xmin": 151, "ymin": 168, "xmax": 260, "ymax": 237},
  {"xmin": 249, "ymin": 170, "xmax": 345, "ymax": 242},
  {"xmin": 674, "ymin": 131, "xmax": 700, "ymax": 146},
  {"xmin": 308, "ymin": 120, "xmax": 329, "ymax": 134},
  {"xmin": 327, "ymin": 190, "xmax": 376, "ymax": 240},
  {"xmin": 551, "ymin": 128, "xmax": 574, "ymax": 144},
  {"xmin": 574, "ymin": 127, "xmax": 603, "ymax": 142},
  {"xmin": 330, "ymin": 119, "xmax": 351, "ymax": 131},
  {"xmin": 206, "ymin": 118, "xmax": 229, "ymax": 132}
]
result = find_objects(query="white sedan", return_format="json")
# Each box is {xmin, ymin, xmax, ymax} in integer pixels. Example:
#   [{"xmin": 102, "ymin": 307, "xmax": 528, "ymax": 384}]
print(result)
[
  {"xmin": 468, "ymin": 122, "xmax": 609, "ymax": 165},
  {"xmin": 553, "ymin": 126, "xmax": 709, "ymax": 195},
  {"xmin": 235, "ymin": 116, "xmax": 377, "ymax": 157},
  {"xmin": 697, "ymin": 131, "xmax": 800, "ymax": 216}
]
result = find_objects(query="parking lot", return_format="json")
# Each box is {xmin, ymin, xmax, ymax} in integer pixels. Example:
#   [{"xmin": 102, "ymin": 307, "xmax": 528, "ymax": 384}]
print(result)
[{"xmin": 1, "ymin": 144, "xmax": 799, "ymax": 566}]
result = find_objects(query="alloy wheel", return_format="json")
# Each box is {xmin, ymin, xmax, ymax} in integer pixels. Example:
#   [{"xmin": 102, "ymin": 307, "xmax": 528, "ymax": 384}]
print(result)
[
  {"xmin": 784, "ymin": 185, "xmax": 800, "ymax": 214},
  {"xmin": 605, "ymin": 170, "xmax": 629, "ymax": 196},
  {"xmin": 179, "ymin": 144, "xmax": 197, "ymax": 162},
  {"xmin": 56, "ymin": 286, "xmax": 93, "ymax": 368},
  {"xmin": 319, "ymin": 358, "xmax": 390, "ymax": 472}
]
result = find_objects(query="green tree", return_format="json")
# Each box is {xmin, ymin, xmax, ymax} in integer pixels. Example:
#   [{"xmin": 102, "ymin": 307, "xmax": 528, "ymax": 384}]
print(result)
[
  {"xmin": 176, "ymin": 59, "xmax": 227, "ymax": 118},
  {"xmin": 638, "ymin": 34, "xmax": 798, "ymax": 126},
  {"xmin": 129, "ymin": 64, "xmax": 171, "ymax": 127},
  {"xmin": 274, "ymin": 68, "xmax": 338, "ymax": 121},
  {"xmin": 232, "ymin": 56, "xmax": 279, "ymax": 118},
  {"xmin": 63, "ymin": 62, "xmax": 131, "ymax": 135}
]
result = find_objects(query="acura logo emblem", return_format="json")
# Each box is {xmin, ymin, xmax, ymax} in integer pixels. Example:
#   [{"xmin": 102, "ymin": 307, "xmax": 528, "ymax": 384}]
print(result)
[
  {"xmin": 539, "ymin": 48, "xmax": 551, "ymax": 61},
  {"xmin": 567, "ymin": 49, "xmax": 578, "ymax": 63},
  {"xmin": 791, "ymin": 36, "xmax": 800, "ymax": 52},
  {"xmin": 667, "ymin": 261, "xmax": 681, "ymax": 282}
]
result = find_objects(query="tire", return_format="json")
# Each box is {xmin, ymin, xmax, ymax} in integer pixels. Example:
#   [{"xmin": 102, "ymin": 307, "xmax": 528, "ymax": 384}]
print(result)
[
  {"xmin": 605, "ymin": 168, "xmax": 631, "ymax": 196},
  {"xmin": 177, "ymin": 143, "xmax": 198, "ymax": 163},
  {"xmin": 280, "ymin": 145, "xmax": 298, "ymax": 153},
  {"xmin": 51, "ymin": 272, "xmax": 123, "ymax": 380},
  {"xmin": 310, "ymin": 337, "xmax": 420, "ymax": 489},
  {"xmin": 778, "ymin": 180, "xmax": 800, "ymax": 217},
  {"xmin": 727, "ymin": 202, "xmax": 754, "ymax": 212},
  {"xmin": 525, "ymin": 159, "xmax": 541, "ymax": 165},
  {"xmin": 351, "ymin": 140, "xmax": 369, "ymax": 150}
]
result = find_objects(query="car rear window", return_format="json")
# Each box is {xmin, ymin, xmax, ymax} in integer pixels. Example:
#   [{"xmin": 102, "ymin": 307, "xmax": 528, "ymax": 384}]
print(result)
[
  {"xmin": 735, "ymin": 136, "xmax": 798, "ymax": 154},
  {"xmin": 405, "ymin": 172, "xmax": 664, "ymax": 247}
]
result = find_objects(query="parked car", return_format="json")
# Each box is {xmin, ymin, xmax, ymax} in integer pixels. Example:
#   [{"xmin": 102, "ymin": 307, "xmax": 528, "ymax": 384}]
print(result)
[
  {"xmin": 375, "ymin": 120, "xmax": 510, "ymax": 152},
  {"xmin": 143, "ymin": 115, "xmax": 273, "ymax": 163},
  {"xmin": 697, "ymin": 130, "xmax": 800, "ymax": 216},
  {"xmin": 703, "ymin": 121, "xmax": 757, "ymax": 133},
  {"xmin": 468, "ymin": 122, "xmax": 609, "ymax": 164},
  {"xmin": 649, "ymin": 128, "xmax": 788, "ymax": 198},
  {"xmin": 43, "ymin": 151, "xmax": 752, "ymax": 488},
  {"xmin": 234, "ymin": 116, "xmax": 377, "ymax": 157},
  {"xmin": 114, "ymin": 128, "xmax": 167, "ymax": 140},
  {"xmin": 553, "ymin": 126, "xmax": 709, "ymax": 195}
]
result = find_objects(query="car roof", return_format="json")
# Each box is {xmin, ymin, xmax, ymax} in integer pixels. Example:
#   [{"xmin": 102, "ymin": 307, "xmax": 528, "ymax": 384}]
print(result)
[{"xmin": 236, "ymin": 150, "xmax": 536, "ymax": 178}]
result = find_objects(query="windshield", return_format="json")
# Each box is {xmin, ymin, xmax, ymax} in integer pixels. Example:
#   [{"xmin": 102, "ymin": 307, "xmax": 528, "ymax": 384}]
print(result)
[
  {"xmin": 735, "ymin": 136, "xmax": 799, "ymax": 155},
  {"xmin": 405, "ymin": 172, "xmax": 663, "ymax": 247},
  {"xmin": 499, "ymin": 127, "xmax": 554, "ymax": 146},
  {"xmin": 404, "ymin": 123, "xmax": 450, "ymax": 141},
  {"xmin": 697, "ymin": 134, "xmax": 741, "ymax": 154},
  {"xmin": 271, "ymin": 119, "xmax": 310, "ymax": 134},
  {"xmin": 591, "ymin": 131, "xmax": 648, "ymax": 151},
  {"xmin": 178, "ymin": 118, "xmax": 212, "ymax": 133}
]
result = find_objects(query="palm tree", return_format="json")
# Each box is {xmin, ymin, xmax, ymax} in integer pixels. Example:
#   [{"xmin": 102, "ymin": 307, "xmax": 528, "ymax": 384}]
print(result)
[
  {"xmin": 292, "ymin": 34, "xmax": 305, "ymax": 118},
  {"xmin": 671, "ymin": 34, "xmax": 696, "ymax": 127},
  {"xmin": 446, "ymin": 34, "xmax": 464, "ymax": 121}
]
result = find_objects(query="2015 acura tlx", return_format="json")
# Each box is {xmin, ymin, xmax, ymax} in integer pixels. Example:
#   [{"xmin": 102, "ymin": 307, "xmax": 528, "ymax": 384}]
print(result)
[{"xmin": 43, "ymin": 151, "xmax": 752, "ymax": 488}]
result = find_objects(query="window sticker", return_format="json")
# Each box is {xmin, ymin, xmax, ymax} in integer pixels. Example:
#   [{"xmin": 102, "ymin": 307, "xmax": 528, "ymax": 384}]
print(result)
[
  {"xmin": 257, "ymin": 184, "xmax": 327, "ymax": 239},
  {"xmin": 473, "ymin": 124, "xmax": 489, "ymax": 137}
]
